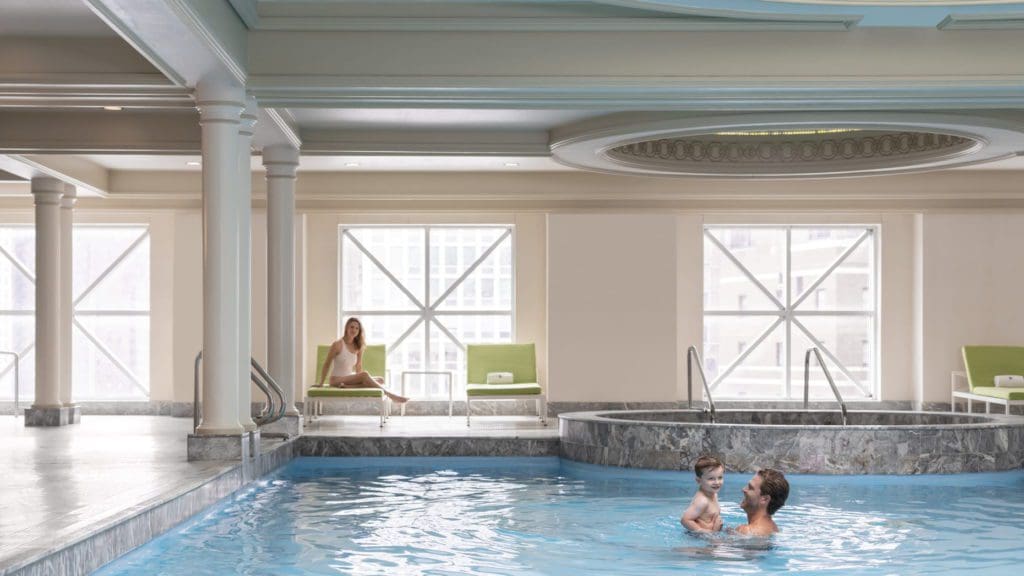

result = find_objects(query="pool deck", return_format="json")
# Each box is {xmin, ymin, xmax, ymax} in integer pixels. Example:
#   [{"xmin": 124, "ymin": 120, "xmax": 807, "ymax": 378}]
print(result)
[{"xmin": 0, "ymin": 414, "xmax": 555, "ymax": 576}]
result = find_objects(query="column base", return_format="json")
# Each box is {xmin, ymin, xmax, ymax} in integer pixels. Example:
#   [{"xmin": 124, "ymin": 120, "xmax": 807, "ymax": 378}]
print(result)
[
  {"xmin": 187, "ymin": 433, "xmax": 251, "ymax": 461},
  {"xmin": 259, "ymin": 414, "xmax": 303, "ymax": 437},
  {"xmin": 249, "ymin": 429, "xmax": 261, "ymax": 458},
  {"xmin": 24, "ymin": 405, "xmax": 81, "ymax": 426}
]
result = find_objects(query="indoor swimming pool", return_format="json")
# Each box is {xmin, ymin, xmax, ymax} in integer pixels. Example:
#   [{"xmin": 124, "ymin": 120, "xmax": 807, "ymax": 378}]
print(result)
[{"xmin": 95, "ymin": 457, "xmax": 1024, "ymax": 575}]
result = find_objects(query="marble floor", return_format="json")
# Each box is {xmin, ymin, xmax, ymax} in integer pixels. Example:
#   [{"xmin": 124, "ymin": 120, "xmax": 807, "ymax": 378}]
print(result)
[
  {"xmin": 0, "ymin": 414, "xmax": 557, "ymax": 574},
  {"xmin": 0, "ymin": 416, "xmax": 236, "ymax": 573}
]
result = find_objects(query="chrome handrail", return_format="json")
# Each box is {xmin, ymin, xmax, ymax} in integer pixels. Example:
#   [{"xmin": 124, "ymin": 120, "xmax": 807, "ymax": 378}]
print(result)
[
  {"xmin": 194, "ymin": 352, "xmax": 287, "ymax": 431},
  {"xmin": 193, "ymin": 351, "xmax": 203, "ymax": 432},
  {"xmin": 686, "ymin": 346, "xmax": 716, "ymax": 423},
  {"xmin": 251, "ymin": 357, "xmax": 286, "ymax": 426},
  {"xmin": 804, "ymin": 347, "xmax": 848, "ymax": 426},
  {"xmin": 1, "ymin": 350, "xmax": 21, "ymax": 417}
]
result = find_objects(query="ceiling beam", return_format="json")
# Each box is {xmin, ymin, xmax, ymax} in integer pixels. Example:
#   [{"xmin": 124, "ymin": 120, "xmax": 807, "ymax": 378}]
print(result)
[
  {"xmin": 0, "ymin": 109, "xmax": 200, "ymax": 154},
  {"xmin": 300, "ymin": 129, "xmax": 550, "ymax": 156},
  {"xmin": 0, "ymin": 155, "xmax": 109, "ymax": 197}
]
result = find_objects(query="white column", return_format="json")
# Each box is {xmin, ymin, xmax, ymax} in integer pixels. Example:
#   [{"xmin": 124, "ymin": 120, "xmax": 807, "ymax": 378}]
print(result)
[
  {"xmin": 237, "ymin": 97, "xmax": 257, "ymax": 431},
  {"xmin": 31, "ymin": 177, "xmax": 63, "ymax": 409},
  {"xmin": 195, "ymin": 79, "xmax": 245, "ymax": 436},
  {"xmin": 263, "ymin": 145, "xmax": 300, "ymax": 416},
  {"xmin": 59, "ymin": 184, "xmax": 76, "ymax": 406}
]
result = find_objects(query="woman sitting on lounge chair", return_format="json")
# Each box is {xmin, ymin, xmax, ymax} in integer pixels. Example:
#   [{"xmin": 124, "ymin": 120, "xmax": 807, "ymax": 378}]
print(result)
[{"xmin": 319, "ymin": 317, "xmax": 409, "ymax": 404}]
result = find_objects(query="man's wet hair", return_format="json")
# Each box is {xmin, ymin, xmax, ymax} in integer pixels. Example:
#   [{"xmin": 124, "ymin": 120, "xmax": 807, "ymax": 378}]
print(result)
[
  {"xmin": 757, "ymin": 468, "xmax": 790, "ymax": 515},
  {"xmin": 694, "ymin": 455, "xmax": 723, "ymax": 478}
]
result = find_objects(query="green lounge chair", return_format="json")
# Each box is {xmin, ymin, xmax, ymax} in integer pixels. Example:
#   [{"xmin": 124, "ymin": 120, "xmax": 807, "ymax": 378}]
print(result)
[
  {"xmin": 952, "ymin": 345, "xmax": 1024, "ymax": 415},
  {"xmin": 466, "ymin": 343, "xmax": 547, "ymax": 427},
  {"xmin": 305, "ymin": 344, "xmax": 390, "ymax": 427}
]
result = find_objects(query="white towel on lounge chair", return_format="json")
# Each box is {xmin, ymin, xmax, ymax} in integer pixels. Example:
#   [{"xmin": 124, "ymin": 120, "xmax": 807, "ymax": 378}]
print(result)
[{"xmin": 994, "ymin": 375, "xmax": 1023, "ymax": 388}]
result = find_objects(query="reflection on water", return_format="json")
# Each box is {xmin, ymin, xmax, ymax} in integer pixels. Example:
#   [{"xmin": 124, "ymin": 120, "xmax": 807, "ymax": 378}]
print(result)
[{"xmin": 96, "ymin": 458, "xmax": 1024, "ymax": 576}]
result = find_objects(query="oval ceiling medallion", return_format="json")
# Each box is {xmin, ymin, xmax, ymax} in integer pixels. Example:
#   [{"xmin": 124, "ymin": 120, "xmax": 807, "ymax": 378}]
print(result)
[{"xmin": 550, "ymin": 113, "xmax": 1024, "ymax": 179}]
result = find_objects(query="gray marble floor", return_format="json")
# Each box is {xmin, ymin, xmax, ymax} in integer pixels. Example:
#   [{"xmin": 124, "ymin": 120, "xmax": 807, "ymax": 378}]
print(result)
[{"xmin": 0, "ymin": 416, "xmax": 234, "ymax": 573}]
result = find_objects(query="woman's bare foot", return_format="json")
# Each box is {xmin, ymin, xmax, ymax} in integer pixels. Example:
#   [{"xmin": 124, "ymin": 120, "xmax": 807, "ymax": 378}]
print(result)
[{"xmin": 389, "ymin": 395, "xmax": 410, "ymax": 404}]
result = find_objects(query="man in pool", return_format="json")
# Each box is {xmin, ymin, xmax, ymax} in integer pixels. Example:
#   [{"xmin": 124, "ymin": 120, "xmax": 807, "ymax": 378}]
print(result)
[{"xmin": 736, "ymin": 468, "xmax": 789, "ymax": 536}]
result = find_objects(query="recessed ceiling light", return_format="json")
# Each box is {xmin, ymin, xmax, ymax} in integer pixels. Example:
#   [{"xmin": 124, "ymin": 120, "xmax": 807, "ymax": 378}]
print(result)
[
  {"xmin": 345, "ymin": 162, "xmax": 360, "ymax": 168},
  {"xmin": 103, "ymin": 106, "xmax": 123, "ymax": 111},
  {"xmin": 504, "ymin": 162, "xmax": 520, "ymax": 167},
  {"xmin": 186, "ymin": 161, "xmax": 201, "ymax": 167}
]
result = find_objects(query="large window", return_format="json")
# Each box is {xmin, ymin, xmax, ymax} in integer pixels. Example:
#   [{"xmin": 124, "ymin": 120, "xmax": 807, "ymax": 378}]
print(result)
[
  {"xmin": 339, "ymin": 226, "xmax": 514, "ymax": 398},
  {"xmin": 0, "ymin": 225, "xmax": 151, "ymax": 401},
  {"xmin": 702, "ymin": 226, "xmax": 878, "ymax": 400}
]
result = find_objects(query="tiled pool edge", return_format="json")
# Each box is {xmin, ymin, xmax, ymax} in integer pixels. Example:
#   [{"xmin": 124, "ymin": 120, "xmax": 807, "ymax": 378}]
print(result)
[{"xmin": 2, "ymin": 440, "xmax": 296, "ymax": 576}]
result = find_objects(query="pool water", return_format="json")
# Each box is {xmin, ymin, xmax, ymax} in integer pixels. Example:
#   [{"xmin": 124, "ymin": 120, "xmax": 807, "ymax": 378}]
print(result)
[{"xmin": 96, "ymin": 457, "xmax": 1024, "ymax": 575}]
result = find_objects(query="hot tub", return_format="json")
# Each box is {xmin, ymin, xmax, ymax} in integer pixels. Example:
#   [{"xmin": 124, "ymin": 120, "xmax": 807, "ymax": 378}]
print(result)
[{"xmin": 558, "ymin": 409, "xmax": 1024, "ymax": 474}]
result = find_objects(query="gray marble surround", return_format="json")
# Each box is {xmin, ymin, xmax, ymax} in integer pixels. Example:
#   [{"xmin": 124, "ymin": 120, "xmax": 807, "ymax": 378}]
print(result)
[
  {"xmin": 559, "ymin": 409, "xmax": 1024, "ymax": 474},
  {"xmin": 298, "ymin": 435, "xmax": 559, "ymax": 458},
  {"xmin": 23, "ymin": 406, "xmax": 80, "ymax": 426}
]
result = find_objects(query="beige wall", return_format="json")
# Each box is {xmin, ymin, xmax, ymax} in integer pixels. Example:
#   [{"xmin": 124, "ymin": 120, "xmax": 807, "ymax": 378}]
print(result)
[
  {"xmin": 548, "ymin": 213, "xmax": 679, "ymax": 402},
  {"xmin": 919, "ymin": 212, "xmax": 1024, "ymax": 404},
  {"xmin": 7, "ymin": 188, "xmax": 1024, "ymax": 408}
]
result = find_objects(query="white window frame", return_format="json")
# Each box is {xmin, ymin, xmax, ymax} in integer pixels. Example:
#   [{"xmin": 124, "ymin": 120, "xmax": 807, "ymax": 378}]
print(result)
[
  {"xmin": 338, "ymin": 225, "xmax": 515, "ymax": 390},
  {"xmin": 703, "ymin": 224, "xmax": 880, "ymax": 400},
  {"xmin": 0, "ymin": 223, "xmax": 151, "ymax": 401}
]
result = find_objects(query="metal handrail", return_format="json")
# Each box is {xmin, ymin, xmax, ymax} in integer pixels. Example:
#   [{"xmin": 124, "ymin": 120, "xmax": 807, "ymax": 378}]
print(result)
[
  {"xmin": 1, "ymin": 350, "xmax": 20, "ymax": 417},
  {"xmin": 250, "ymin": 357, "xmax": 286, "ymax": 426},
  {"xmin": 804, "ymin": 347, "xmax": 848, "ymax": 426},
  {"xmin": 194, "ymin": 351, "xmax": 287, "ymax": 432},
  {"xmin": 193, "ymin": 351, "xmax": 203, "ymax": 432},
  {"xmin": 686, "ymin": 346, "xmax": 716, "ymax": 423}
]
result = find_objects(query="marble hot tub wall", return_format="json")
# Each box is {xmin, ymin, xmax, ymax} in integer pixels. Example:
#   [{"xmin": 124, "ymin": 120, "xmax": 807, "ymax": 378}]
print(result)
[{"xmin": 558, "ymin": 410, "xmax": 1024, "ymax": 474}]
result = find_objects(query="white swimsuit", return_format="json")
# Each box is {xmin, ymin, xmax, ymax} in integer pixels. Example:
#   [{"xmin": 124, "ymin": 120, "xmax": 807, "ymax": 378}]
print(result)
[{"xmin": 332, "ymin": 343, "xmax": 359, "ymax": 378}]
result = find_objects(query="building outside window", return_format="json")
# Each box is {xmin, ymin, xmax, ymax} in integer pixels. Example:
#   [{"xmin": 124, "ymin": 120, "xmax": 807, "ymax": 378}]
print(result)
[
  {"xmin": 339, "ymin": 225, "xmax": 514, "ymax": 399},
  {"xmin": 702, "ymin": 225, "xmax": 878, "ymax": 400},
  {"xmin": 0, "ymin": 225, "xmax": 151, "ymax": 402}
]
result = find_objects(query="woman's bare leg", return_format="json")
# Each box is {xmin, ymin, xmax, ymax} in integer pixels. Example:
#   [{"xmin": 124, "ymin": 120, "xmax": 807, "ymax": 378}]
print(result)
[{"xmin": 330, "ymin": 371, "xmax": 408, "ymax": 403}]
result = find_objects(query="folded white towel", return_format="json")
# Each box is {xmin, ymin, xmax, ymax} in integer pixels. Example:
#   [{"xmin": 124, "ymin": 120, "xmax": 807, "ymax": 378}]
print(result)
[
  {"xmin": 994, "ymin": 375, "xmax": 1023, "ymax": 388},
  {"xmin": 486, "ymin": 371, "xmax": 514, "ymax": 384}
]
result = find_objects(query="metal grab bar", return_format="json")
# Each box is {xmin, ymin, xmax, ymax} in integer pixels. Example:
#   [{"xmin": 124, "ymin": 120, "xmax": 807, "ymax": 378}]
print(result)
[
  {"xmin": 803, "ymin": 347, "xmax": 848, "ymax": 426},
  {"xmin": 686, "ymin": 346, "xmax": 716, "ymax": 423},
  {"xmin": 193, "ymin": 351, "xmax": 203, "ymax": 432},
  {"xmin": 193, "ymin": 351, "xmax": 287, "ymax": 432},
  {"xmin": 1, "ymin": 350, "xmax": 21, "ymax": 417},
  {"xmin": 250, "ymin": 357, "xmax": 285, "ymax": 426}
]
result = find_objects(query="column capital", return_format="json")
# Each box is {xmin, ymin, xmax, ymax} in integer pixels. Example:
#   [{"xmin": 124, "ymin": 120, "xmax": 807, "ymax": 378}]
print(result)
[
  {"xmin": 239, "ymin": 95, "xmax": 259, "ymax": 137},
  {"xmin": 263, "ymin": 145, "xmax": 300, "ymax": 179},
  {"xmin": 195, "ymin": 78, "xmax": 246, "ymax": 125},
  {"xmin": 61, "ymin": 184, "xmax": 77, "ymax": 209},
  {"xmin": 31, "ymin": 177, "xmax": 64, "ymax": 204}
]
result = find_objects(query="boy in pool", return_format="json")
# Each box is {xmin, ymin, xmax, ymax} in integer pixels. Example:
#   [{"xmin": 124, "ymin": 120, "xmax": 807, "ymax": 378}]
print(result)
[{"xmin": 681, "ymin": 455, "xmax": 725, "ymax": 532}]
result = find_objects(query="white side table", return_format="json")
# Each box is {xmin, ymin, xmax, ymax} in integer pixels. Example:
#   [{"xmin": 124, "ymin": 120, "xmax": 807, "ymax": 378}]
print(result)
[{"xmin": 400, "ymin": 370, "xmax": 454, "ymax": 416}]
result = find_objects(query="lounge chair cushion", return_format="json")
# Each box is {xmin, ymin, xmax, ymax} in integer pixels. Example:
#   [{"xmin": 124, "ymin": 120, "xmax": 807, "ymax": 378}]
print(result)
[
  {"xmin": 467, "ymin": 383, "xmax": 543, "ymax": 396},
  {"xmin": 467, "ymin": 343, "xmax": 537, "ymax": 384},
  {"xmin": 969, "ymin": 387, "xmax": 1024, "ymax": 401},
  {"xmin": 962, "ymin": 346, "xmax": 1024, "ymax": 391}
]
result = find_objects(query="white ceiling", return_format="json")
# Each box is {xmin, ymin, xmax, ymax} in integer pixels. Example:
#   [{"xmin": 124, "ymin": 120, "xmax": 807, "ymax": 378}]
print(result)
[
  {"xmin": 288, "ymin": 109, "xmax": 609, "ymax": 131},
  {"xmin": 81, "ymin": 154, "xmax": 571, "ymax": 172},
  {"xmin": 0, "ymin": 0, "xmax": 116, "ymax": 37}
]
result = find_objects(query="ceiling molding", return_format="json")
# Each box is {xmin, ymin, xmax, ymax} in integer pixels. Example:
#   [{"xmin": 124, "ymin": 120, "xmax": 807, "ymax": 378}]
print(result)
[
  {"xmin": 249, "ymin": 75, "xmax": 1024, "ymax": 110},
  {"xmin": 300, "ymin": 130, "xmax": 550, "ymax": 156},
  {"xmin": 938, "ymin": 12, "xmax": 1024, "ymax": 28},
  {"xmin": 228, "ymin": 0, "xmax": 260, "ymax": 29},
  {"xmin": 256, "ymin": 107, "xmax": 303, "ymax": 150},
  {"xmin": 0, "ymin": 77, "xmax": 192, "ymax": 109},
  {"xmin": 253, "ymin": 16, "xmax": 853, "ymax": 32}
]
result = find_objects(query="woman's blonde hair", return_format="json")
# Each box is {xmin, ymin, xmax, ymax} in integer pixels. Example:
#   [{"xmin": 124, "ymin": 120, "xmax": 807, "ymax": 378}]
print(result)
[{"xmin": 343, "ymin": 317, "xmax": 366, "ymax": 351}]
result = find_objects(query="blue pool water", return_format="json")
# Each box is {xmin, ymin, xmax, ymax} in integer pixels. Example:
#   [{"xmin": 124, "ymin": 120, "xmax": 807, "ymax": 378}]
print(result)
[{"xmin": 96, "ymin": 457, "xmax": 1024, "ymax": 575}]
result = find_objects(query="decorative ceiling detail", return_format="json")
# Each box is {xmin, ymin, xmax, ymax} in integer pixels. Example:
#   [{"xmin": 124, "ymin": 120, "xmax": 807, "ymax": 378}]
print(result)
[{"xmin": 550, "ymin": 113, "xmax": 1024, "ymax": 178}]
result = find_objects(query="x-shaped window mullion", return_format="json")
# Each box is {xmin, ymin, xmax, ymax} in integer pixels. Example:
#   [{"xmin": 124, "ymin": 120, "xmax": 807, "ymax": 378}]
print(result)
[
  {"xmin": 791, "ymin": 229, "xmax": 871, "ymax": 310},
  {"xmin": 705, "ymin": 230, "xmax": 784, "ymax": 311},
  {"xmin": 791, "ymin": 317, "xmax": 871, "ymax": 396},
  {"xmin": 343, "ymin": 230, "xmax": 425, "ymax": 311},
  {"xmin": 73, "ymin": 319, "xmax": 148, "ymax": 397},
  {"xmin": 73, "ymin": 229, "xmax": 149, "ymax": 308},
  {"xmin": 429, "ymin": 229, "xmax": 511, "ymax": 311},
  {"xmin": 710, "ymin": 315, "xmax": 784, "ymax": 391},
  {"xmin": 0, "ymin": 244, "xmax": 35, "ymax": 285}
]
